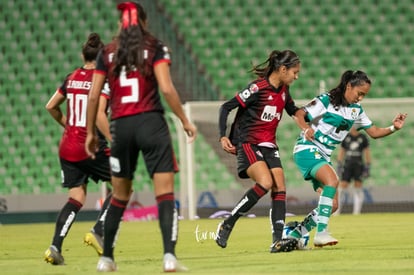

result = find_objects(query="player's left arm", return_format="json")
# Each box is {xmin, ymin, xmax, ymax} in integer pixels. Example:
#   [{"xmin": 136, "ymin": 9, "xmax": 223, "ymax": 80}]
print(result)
[
  {"xmin": 365, "ymin": 113, "xmax": 407, "ymax": 139},
  {"xmin": 96, "ymin": 95, "xmax": 112, "ymax": 142},
  {"xmin": 85, "ymin": 72, "xmax": 106, "ymax": 158}
]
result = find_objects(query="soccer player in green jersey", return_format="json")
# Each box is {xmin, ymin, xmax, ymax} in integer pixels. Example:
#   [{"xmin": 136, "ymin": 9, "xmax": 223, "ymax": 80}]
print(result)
[{"xmin": 288, "ymin": 70, "xmax": 407, "ymax": 247}]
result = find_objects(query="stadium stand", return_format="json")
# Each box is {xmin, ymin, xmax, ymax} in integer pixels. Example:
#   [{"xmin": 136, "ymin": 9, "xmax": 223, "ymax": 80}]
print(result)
[
  {"xmin": 159, "ymin": 0, "xmax": 414, "ymax": 99},
  {"xmin": 0, "ymin": 0, "xmax": 413, "ymax": 200}
]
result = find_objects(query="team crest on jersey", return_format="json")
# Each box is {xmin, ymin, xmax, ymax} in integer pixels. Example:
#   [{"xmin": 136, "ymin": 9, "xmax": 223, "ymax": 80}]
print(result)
[{"xmin": 351, "ymin": 108, "xmax": 358, "ymax": 120}]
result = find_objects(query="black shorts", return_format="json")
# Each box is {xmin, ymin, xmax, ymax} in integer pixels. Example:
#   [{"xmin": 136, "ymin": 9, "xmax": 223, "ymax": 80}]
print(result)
[
  {"xmin": 341, "ymin": 161, "xmax": 363, "ymax": 182},
  {"xmin": 236, "ymin": 144, "xmax": 282, "ymax": 179},
  {"xmin": 60, "ymin": 150, "xmax": 111, "ymax": 188},
  {"xmin": 110, "ymin": 112, "xmax": 178, "ymax": 180}
]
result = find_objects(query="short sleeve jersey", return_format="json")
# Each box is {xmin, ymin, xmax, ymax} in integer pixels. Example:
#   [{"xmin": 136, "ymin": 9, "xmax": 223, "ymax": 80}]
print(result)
[
  {"xmin": 58, "ymin": 68, "xmax": 107, "ymax": 161},
  {"xmin": 341, "ymin": 133, "xmax": 369, "ymax": 163},
  {"xmin": 95, "ymin": 40, "xmax": 171, "ymax": 120},
  {"xmin": 229, "ymin": 78, "xmax": 298, "ymax": 146},
  {"xmin": 294, "ymin": 93, "xmax": 372, "ymax": 159}
]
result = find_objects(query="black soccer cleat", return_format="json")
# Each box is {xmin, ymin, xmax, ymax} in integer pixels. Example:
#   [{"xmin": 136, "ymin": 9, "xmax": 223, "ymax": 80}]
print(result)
[
  {"xmin": 270, "ymin": 238, "xmax": 298, "ymax": 253},
  {"xmin": 215, "ymin": 221, "xmax": 233, "ymax": 248}
]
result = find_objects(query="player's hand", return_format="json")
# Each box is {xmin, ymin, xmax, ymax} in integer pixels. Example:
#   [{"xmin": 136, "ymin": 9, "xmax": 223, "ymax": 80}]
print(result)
[
  {"xmin": 85, "ymin": 133, "xmax": 98, "ymax": 159},
  {"xmin": 183, "ymin": 122, "xmax": 197, "ymax": 143},
  {"xmin": 220, "ymin": 136, "xmax": 236, "ymax": 155},
  {"xmin": 392, "ymin": 113, "xmax": 407, "ymax": 130},
  {"xmin": 303, "ymin": 127, "xmax": 315, "ymax": 141}
]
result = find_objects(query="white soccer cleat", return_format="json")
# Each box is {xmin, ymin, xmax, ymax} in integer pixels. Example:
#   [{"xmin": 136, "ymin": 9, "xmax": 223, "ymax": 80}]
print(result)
[
  {"xmin": 313, "ymin": 231, "xmax": 338, "ymax": 247},
  {"xmin": 163, "ymin": 253, "xmax": 188, "ymax": 272},
  {"xmin": 97, "ymin": 256, "xmax": 117, "ymax": 272}
]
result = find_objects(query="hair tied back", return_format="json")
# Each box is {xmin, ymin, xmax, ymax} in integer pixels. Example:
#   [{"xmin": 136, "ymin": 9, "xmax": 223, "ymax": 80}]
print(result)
[{"xmin": 118, "ymin": 2, "xmax": 138, "ymax": 29}]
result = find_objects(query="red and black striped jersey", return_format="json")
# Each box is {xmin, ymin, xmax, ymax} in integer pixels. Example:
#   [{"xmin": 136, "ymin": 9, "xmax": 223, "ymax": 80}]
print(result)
[
  {"xmin": 219, "ymin": 78, "xmax": 299, "ymax": 146},
  {"xmin": 95, "ymin": 39, "xmax": 171, "ymax": 120},
  {"xmin": 58, "ymin": 67, "xmax": 108, "ymax": 161}
]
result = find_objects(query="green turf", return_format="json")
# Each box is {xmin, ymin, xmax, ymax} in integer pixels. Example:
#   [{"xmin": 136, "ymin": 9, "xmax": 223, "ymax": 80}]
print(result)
[{"xmin": 1, "ymin": 213, "xmax": 414, "ymax": 274}]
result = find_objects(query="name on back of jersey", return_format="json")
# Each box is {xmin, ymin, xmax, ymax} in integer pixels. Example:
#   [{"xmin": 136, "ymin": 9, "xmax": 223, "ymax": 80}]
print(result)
[{"xmin": 67, "ymin": 80, "xmax": 91, "ymax": 90}]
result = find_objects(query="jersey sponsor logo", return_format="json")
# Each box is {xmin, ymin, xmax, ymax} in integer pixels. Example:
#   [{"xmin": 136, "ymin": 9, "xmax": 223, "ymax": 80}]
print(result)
[{"xmin": 261, "ymin": 105, "xmax": 281, "ymax": 121}]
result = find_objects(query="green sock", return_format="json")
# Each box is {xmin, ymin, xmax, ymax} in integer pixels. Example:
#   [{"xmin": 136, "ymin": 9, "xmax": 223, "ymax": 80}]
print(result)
[
  {"xmin": 317, "ymin": 186, "xmax": 336, "ymax": 233},
  {"xmin": 288, "ymin": 208, "xmax": 318, "ymax": 238}
]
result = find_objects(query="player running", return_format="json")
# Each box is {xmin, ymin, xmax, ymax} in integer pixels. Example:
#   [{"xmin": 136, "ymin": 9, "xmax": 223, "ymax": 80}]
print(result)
[{"xmin": 216, "ymin": 49, "xmax": 301, "ymax": 253}]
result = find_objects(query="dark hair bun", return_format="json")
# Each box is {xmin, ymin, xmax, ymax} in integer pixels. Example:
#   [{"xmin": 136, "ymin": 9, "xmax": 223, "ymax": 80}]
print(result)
[{"xmin": 86, "ymin": 33, "xmax": 102, "ymax": 48}]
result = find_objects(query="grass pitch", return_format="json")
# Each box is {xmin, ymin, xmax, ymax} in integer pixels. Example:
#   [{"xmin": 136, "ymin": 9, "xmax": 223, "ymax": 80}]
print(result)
[{"xmin": 1, "ymin": 213, "xmax": 414, "ymax": 274}]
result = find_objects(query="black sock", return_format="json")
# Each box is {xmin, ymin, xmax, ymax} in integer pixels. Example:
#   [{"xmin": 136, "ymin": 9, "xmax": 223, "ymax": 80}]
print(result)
[
  {"xmin": 270, "ymin": 191, "xmax": 286, "ymax": 243},
  {"xmin": 226, "ymin": 183, "xmax": 268, "ymax": 227},
  {"xmin": 92, "ymin": 193, "xmax": 112, "ymax": 236},
  {"xmin": 52, "ymin": 198, "xmax": 83, "ymax": 252},
  {"xmin": 103, "ymin": 197, "xmax": 128, "ymax": 259},
  {"xmin": 157, "ymin": 193, "xmax": 177, "ymax": 255}
]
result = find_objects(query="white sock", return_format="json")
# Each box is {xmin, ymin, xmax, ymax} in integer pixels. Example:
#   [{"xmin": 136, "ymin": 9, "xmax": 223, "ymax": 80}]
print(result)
[{"xmin": 353, "ymin": 187, "xmax": 364, "ymax": 215}]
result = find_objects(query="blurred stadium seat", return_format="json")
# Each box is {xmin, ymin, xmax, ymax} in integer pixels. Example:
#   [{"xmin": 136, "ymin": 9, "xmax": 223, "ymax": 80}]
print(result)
[{"xmin": 0, "ymin": 0, "xmax": 412, "ymax": 197}]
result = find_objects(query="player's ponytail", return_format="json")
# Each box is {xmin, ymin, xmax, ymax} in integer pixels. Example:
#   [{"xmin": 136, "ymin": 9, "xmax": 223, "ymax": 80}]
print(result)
[
  {"xmin": 251, "ymin": 50, "xmax": 300, "ymax": 78},
  {"xmin": 113, "ymin": 1, "xmax": 157, "ymax": 77}
]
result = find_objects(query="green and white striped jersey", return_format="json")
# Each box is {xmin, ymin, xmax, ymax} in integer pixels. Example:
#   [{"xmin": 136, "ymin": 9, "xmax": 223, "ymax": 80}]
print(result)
[{"xmin": 294, "ymin": 93, "xmax": 372, "ymax": 161}]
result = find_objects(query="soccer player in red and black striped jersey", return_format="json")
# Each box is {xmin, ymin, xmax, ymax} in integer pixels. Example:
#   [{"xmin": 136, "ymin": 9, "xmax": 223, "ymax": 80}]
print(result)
[
  {"xmin": 216, "ymin": 50, "xmax": 301, "ymax": 253},
  {"xmin": 85, "ymin": 2, "xmax": 196, "ymax": 272},
  {"xmin": 44, "ymin": 33, "xmax": 112, "ymax": 265}
]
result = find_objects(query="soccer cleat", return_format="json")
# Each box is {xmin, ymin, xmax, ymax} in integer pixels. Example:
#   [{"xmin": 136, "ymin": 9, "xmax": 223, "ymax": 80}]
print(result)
[
  {"xmin": 313, "ymin": 231, "xmax": 338, "ymax": 247},
  {"xmin": 163, "ymin": 253, "xmax": 188, "ymax": 272},
  {"xmin": 270, "ymin": 238, "xmax": 298, "ymax": 253},
  {"xmin": 44, "ymin": 245, "xmax": 65, "ymax": 265},
  {"xmin": 84, "ymin": 231, "xmax": 103, "ymax": 256},
  {"xmin": 215, "ymin": 221, "xmax": 233, "ymax": 248},
  {"xmin": 97, "ymin": 256, "xmax": 117, "ymax": 272}
]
